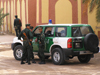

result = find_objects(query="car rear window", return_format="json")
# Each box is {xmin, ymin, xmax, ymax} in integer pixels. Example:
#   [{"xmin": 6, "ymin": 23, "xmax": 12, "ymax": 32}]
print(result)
[
  {"xmin": 55, "ymin": 27, "xmax": 67, "ymax": 37},
  {"xmin": 72, "ymin": 26, "xmax": 93, "ymax": 37}
]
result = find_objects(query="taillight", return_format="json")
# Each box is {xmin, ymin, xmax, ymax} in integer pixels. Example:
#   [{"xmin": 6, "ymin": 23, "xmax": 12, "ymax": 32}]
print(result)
[{"xmin": 67, "ymin": 38, "xmax": 72, "ymax": 48}]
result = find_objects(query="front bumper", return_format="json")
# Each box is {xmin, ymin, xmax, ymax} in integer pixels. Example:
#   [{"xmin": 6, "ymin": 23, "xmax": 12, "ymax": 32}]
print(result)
[
  {"xmin": 62, "ymin": 48, "xmax": 93, "ymax": 60},
  {"xmin": 11, "ymin": 43, "xmax": 14, "ymax": 50}
]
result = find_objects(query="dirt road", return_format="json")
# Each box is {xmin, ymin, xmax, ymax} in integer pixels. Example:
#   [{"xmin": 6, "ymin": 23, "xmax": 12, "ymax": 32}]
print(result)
[{"xmin": 0, "ymin": 49, "xmax": 100, "ymax": 75}]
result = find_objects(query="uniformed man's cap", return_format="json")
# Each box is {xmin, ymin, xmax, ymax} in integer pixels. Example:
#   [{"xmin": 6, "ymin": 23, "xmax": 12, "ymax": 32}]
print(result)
[
  {"xmin": 26, "ymin": 24, "xmax": 30, "ymax": 27},
  {"xmin": 15, "ymin": 15, "xmax": 18, "ymax": 18},
  {"xmin": 30, "ymin": 26, "xmax": 34, "ymax": 29},
  {"xmin": 38, "ymin": 26, "xmax": 43, "ymax": 29}
]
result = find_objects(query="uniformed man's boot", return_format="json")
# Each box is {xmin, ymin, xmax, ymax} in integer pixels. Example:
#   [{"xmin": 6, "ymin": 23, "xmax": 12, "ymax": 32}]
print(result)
[
  {"xmin": 32, "ymin": 59, "xmax": 36, "ymax": 63},
  {"xmin": 38, "ymin": 61, "xmax": 45, "ymax": 64},
  {"xmin": 28, "ymin": 61, "xmax": 31, "ymax": 65},
  {"xmin": 21, "ymin": 61, "xmax": 25, "ymax": 64}
]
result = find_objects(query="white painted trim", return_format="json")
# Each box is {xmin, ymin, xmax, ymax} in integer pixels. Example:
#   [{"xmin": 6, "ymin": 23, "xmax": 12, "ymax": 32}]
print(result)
[
  {"xmin": 49, "ymin": 37, "xmax": 70, "ymax": 53},
  {"xmin": 13, "ymin": 37, "xmax": 23, "ymax": 45},
  {"xmin": 38, "ymin": 24, "xmax": 90, "ymax": 26},
  {"xmin": 49, "ymin": 44, "xmax": 62, "ymax": 53}
]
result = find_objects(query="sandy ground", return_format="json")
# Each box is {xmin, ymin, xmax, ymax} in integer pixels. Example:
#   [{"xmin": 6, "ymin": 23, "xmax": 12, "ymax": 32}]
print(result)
[
  {"xmin": 0, "ymin": 35, "xmax": 15, "ymax": 43},
  {"xmin": 0, "ymin": 35, "xmax": 100, "ymax": 75},
  {"xmin": 0, "ymin": 49, "xmax": 100, "ymax": 75}
]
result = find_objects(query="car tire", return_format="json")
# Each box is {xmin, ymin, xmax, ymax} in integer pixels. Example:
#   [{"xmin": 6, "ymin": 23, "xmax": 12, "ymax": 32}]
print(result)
[
  {"xmin": 13, "ymin": 45, "xmax": 23, "ymax": 60},
  {"xmin": 84, "ymin": 33, "xmax": 99, "ymax": 53},
  {"xmin": 52, "ymin": 48, "xmax": 65, "ymax": 65},
  {"xmin": 45, "ymin": 56, "xmax": 50, "ymax": 59},
  {"xmin": 78, "ymin": 55, "xmax": 91, "ymax": 63}
]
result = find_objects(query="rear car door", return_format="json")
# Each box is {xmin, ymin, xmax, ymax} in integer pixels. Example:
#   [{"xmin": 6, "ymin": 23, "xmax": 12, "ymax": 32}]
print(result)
[
  {"xmin": 32, "ymin": 27, "xmax": 43, "ymax": 52},
  {"xmin": 44, "ymin": 27, "xmax": 55, "ymax": 53},
  {"xmin": 71, "ymin": 26, "xmax": 94, "ymax": 51}
]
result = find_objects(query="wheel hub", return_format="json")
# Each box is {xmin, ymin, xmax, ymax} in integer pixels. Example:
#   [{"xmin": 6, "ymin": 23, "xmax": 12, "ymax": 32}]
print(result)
[
  {"xmin": 53, "ymin": 52, "xmax": 60, "ymax": 62},
  {"xmin": 16, "ymin": 49, "xmax": 23, "ymax": 58}
]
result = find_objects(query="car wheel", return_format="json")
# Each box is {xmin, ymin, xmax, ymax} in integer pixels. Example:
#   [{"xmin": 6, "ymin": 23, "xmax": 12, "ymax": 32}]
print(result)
[
  {"xmin": 13, "ymin": 45, "xmax": 23, "ymax": 60},
  {"xmin": 52, "ymin": 48, "xmax": 65, "ymax": 65},
  {"xmin": 78, "ymin": 55, "xmax": 91, "ymax": 63},
  {"xmin": 84, "ymin": 33, "xmax": 99, "ymax": 53},
  {"xmin": 45, "ymin": 56, "xmax": 50, "ymax": 59}
]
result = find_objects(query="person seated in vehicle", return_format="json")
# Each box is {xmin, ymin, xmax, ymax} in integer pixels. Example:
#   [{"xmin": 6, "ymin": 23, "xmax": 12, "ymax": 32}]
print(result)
[{"xmin": 45, "ymin": 30, "xmax": 51, "ymax": 36}]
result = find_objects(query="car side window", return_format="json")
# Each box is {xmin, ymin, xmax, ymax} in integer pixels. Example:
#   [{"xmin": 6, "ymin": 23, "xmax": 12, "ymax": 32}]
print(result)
[
  {"xmin": 33, "ymin": 27, "xmax": 43, "ymax": 37},
  {"xmin": 44, "ymin": 27, "xmax": 54, "ymax": 37},
  {"xmin": 55, "ymin": 27, "xmax": 67, "ymax": 37},
  {"xmin": 34, "ymin": 27, "xmax": 42, "ymax": 34}
]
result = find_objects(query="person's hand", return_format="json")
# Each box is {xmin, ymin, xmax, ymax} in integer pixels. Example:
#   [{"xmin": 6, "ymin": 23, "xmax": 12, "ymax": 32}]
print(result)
[
  {"xmin": 30, "ymin": 39, "xmax": 32, "ymax": 41},
  {"xmin": 35, "ymin": 38, "xmax": 37, "ymax": 42}
]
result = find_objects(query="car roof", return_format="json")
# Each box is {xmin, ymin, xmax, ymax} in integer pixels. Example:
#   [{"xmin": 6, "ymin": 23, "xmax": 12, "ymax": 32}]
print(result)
[{"xmin": 37, "ymin": 24, "xmax": 90, "ymax": 27}]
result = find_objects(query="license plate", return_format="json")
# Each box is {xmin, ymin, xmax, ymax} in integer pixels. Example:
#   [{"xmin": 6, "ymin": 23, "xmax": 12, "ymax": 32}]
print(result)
[
  {"xmin": 75, "ymin": 43, "xmax": 80, "ymax": 48},
  {"xmin": 80, "ymin": 51, "xmax": 93, "ymax": 55}
]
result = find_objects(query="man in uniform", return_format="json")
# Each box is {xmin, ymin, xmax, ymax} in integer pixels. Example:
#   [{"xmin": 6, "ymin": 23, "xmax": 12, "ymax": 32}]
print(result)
[
  {"xmin": 14, "ymin": 15, "xmax": 22, "ymax": 36},
  {"xmin": 36, "ymin": 26, "xmax": 45, "ymax": 64},
  {"xmin": 26, "ymin": 26, "xmax": 36, "ymax": 63},
  {"xmin": 18, "ymin": 24, "xmax": 33, "ymax": 65}
]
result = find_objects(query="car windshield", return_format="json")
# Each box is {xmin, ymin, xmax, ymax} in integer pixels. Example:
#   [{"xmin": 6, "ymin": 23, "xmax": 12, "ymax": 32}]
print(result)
[{"xmin": 72, "ymin": 26, "xmax": 93, "ymax": 37}]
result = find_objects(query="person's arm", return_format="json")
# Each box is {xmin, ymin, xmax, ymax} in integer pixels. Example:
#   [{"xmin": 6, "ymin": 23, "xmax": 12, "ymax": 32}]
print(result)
[
  {"xmin": 20, "ymin": 21, "xmax": 22, "ymax": 27},
  {"xmin": 29, "ymin": 30, "xmax": 33, "ymax": 41},
  {"xmin": 18, "ymin": 31, "xmax": 22, "ymax": 40},
  {"xmin": 40, "ymin": 34, "xmax": 45, "ymax": 44},
  {"xmin": 18, "ymin": 32, "xmax": 23, "ymax": 42},
  {"xmin": 19, "ymin": 19, "xmax": 22, "ymax": 27}
]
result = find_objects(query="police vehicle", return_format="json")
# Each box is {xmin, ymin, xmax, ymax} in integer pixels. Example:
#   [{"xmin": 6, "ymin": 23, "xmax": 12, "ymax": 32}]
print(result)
[{"xmin": 11, "ymin": 20, "xmax": 99, "ymax": 65}]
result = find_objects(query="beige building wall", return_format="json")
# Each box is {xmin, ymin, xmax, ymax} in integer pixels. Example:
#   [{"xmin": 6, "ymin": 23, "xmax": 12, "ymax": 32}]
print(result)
[
  {"xmin": 0, "ymin": 1, "xmax": 3, "ymax": 8},
  {"xmin": 55, "ymin": 0, "xmax": 72, "ymax": 24},
  {"xmin": 1, "ymin": 0, "xmax": 100, "ymax": 38},
  {"xmin": 1, "ymin": 1, "xmax": 3, "ymax": 31},
  {"xmin": 42, "ymin": 0, "xmax": 49, "ymax": 23},
  {"xmin": 4, "ymin": 1, "xmax": 6, "ymax": 31},
  {"xmin": 0, "ymin": 0, "xmax": 36, "ymax": 34},
  {"xmin": 78, "ymin": 0, "xmax": 81, "ymax": 24},
  {"xmin": 36, "ymin": 0, "xmax": 39, "ymax": 24},
  {"xmin": 26, "ymin": 0, "xmax": 28, "ymax": 23},
  {"xmin": 17, "ymin": 0, "xmax": 20, "ymax": 19},
  {"xmin": 22, "ymin": 0, "xmax": 25, "ymax": 29},
  {"xmin": 11, "ymin": 0, "xmax": 14, "ymax": 33},
  {"xmin": 7, "ymin": 1, "xmax": 11, "ymax": 32},
  {"xmin": 88, "ymin": 7, "xmax": 100, "ymax": 36}
]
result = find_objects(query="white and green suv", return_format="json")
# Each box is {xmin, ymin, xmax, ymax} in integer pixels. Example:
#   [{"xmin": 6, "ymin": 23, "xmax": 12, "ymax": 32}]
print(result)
[{"xmin": 11, "ymin": 24, "xmax": 99, "ymax": 65}]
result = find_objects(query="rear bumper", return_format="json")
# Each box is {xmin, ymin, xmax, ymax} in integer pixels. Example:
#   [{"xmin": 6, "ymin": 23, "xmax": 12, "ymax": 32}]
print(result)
[
  {"xmin": 62, "ymin": 48, "xmax": 93, "ymax": 60},
  {"xmin": 63, "ymin": 48, "xmax": 79, "ymax": 56},
  {"xmin": 11, "ymin": 43, "xmax": 14, "ymax": 50}
]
